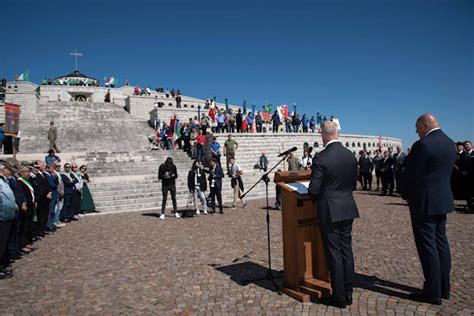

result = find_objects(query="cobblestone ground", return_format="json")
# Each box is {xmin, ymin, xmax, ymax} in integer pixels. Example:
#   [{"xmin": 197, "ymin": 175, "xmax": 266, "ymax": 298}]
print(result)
[{"xmin": 0, "ymin": 191, "xmax": 473, "ymax": 315}]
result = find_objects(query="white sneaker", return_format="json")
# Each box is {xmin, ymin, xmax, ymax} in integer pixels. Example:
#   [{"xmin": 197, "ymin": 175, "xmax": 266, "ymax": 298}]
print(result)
[
  {"xmin": 196, "ymin": 210, "xmax": 201, "ymax": 215},
  {"xmin": 159, "ymin": 214, "xmax": 165, "ymax": 220},
  {"xmin": 175, "ymin": 212, "xmax": 181, "ymax": 219},
  {"xmin": 203, "ymin": 210, "xmax": 209, "ymax": 215},
  {"xmin": 55, "ymin": 223, "xmax": 66, "ymax": 228}
]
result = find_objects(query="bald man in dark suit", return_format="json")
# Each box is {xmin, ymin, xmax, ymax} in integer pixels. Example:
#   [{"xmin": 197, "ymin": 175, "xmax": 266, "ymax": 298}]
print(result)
[{"xmin": 402, "ymin": 114, "xmax": 456, "ymax": 305}]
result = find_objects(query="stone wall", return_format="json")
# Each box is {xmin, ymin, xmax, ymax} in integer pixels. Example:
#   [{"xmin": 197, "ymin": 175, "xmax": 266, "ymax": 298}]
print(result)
[
  {"xmin": 4, "ymin": 81, "xmax": 39, "ymax": 114},
  {"xmin": 39, "ymin": 85, "xmax": 134, "ymax": 108}
]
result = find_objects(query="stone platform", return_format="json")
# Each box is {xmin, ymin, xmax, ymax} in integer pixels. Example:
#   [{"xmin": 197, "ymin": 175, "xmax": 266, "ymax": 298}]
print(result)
[{"xmin": 0, "ymin": 192, "xmax": 472, "ymax": 315}]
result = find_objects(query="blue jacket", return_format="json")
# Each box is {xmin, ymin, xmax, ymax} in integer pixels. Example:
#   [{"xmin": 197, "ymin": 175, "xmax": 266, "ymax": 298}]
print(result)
[
  {"xmin": 0, "ymin": 176, "xmax": 17, "ymax": 221},
  {"xmin": 45, "ymin": 172, "xmax": 59, "ymax": 202}
]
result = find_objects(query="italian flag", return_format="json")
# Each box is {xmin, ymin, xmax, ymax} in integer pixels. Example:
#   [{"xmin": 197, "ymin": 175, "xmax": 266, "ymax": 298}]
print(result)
[
  {"xmin": 17, "ymin": 70, "xmax": 29, "ymax": 81},
  {"xmin": 172, "ymin": 118, "xmax": 181, "ymax": 148},
  {"xmin": 105, "ymin": 76, "xmax": 117, "ymax": 86}
]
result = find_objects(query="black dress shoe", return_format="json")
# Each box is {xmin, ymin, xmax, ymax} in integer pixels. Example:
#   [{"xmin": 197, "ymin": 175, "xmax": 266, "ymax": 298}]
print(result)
[
  {"xmin": 442, "ymin": 293, "xmax": 450, "ymax": 300},
  {"xmin": 409, "ymin": 293, "xmax": 441, "ymax": 305},
  {"xmin": 345, "ymin": 295, "xmax": 353, "ymax": 305},
  {"xmin": 0, "ymin": 269, "xmax": 13, "ymax": 279},
  {"xmin": 319, "ymin": 297, "xmax": 347, "ymax": 308}
]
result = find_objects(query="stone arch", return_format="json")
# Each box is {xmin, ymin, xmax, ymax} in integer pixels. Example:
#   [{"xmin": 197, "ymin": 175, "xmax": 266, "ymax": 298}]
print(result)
[
  {"xmin": 352, "ymin": 142, "xmax": 355, "ymax": 147},
  {"xmin": 183, "ymin": 104, "xmax": 188, "ymax": 108},
  {"xmin": 168, "ymin": 103, "xmax": 173, "ymax": 106}
]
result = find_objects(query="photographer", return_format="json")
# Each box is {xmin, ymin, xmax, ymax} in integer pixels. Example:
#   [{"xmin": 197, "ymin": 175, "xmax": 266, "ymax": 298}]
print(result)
[{"xmin": 158, "ymin": 157, "xmax": 179, "ymax": 220}]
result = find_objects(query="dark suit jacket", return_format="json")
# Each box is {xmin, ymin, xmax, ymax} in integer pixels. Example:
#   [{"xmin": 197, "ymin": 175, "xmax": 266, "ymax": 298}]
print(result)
[
  {"xmin": 309, "ymin": 142, "xmax": 359, "ymax": 224},
  {"xmin": 459, "ymin": 150, "xmax": 474, "ymax": 175},
  {"xmin": 8, "ymin": 176, "xmax": 26, "ymax": 207},
  {"xmin": 208, "ymin": 165, "xmax": 224, "ymax": 191},
  {"xmin": 401, "ymin": 129, "xmax": 456, "ymax": 216},
  {"xmin": 61, "ymin": 173, "xmax": 76, "ymax": 196},
  {"xmin": 30, "ymin": 171, "xmax": 51, "ymax": 200}
]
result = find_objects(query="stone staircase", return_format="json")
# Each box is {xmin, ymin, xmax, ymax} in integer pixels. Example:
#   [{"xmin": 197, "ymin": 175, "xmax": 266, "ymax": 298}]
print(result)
[
  {"xmin": 84, "ymin": 149, "xmax": 273, "ymax": 213},
  {"xmin": 19, "ymin": 101, "xmax": 149, "ymax": 153}
]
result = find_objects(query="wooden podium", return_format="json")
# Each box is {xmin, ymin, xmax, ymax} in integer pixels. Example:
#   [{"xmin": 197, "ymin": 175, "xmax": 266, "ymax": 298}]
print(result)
[{"xmin": 275, "ymin": 170, "xmax": 332, "ymax": 302}]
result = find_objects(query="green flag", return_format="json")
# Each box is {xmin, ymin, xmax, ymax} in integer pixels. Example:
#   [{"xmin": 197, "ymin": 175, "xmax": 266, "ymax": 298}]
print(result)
[{"xmin": 17, "ymin": 70, "xmax": 29, "ymax": 81}]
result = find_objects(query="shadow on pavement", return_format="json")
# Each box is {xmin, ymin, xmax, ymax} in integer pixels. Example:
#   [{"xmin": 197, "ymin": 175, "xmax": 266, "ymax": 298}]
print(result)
[
  {"xmin": 142, "ymin": 212, "xmax": 161, "ymax": 218},
  {"xmin": 214, "ymin": 261, "xmax": 283, "ymax": 293},
  {"xmin": 355, "ymin": 273, "xmax": 419, "ymax": 299}
]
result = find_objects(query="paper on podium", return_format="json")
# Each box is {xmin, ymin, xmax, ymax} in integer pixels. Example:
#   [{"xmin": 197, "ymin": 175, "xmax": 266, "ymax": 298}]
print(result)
[{"xmin": 284, "ymin": 181, "xmax": 310, "ymax": 194}]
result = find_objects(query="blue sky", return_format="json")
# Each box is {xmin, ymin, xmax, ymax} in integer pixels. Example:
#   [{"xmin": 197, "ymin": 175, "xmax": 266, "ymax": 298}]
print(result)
[{"xmin": 2, "ymin": 0, "xmax": 472, "ymax": 148}]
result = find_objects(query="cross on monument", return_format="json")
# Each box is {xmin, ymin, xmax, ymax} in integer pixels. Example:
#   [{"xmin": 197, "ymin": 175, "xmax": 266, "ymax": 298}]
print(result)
[{"xmin": 70, "ymin": 49, "xmax": 83, "ymax": 71}]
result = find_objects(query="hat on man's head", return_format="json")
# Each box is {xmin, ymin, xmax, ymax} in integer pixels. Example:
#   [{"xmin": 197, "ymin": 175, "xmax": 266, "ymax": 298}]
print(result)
[{"xmin": 1, "ymin": 158, "xmax": 20, "ymax": 172}]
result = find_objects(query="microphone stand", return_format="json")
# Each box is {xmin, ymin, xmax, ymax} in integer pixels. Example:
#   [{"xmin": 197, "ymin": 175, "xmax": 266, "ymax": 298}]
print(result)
[{"xmin": 239, "ymin": 153, "xmax": 289, "ymax": 293}]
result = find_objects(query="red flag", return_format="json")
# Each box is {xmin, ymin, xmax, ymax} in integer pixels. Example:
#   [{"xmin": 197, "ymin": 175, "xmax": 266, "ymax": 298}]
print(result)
[
  {"xmin": 209, "ymin": 107, "xmax": 215, "ymax": 121},
  {"xmin": 4, "ymin": 103, "xmax": 21, "ymax": 136}
]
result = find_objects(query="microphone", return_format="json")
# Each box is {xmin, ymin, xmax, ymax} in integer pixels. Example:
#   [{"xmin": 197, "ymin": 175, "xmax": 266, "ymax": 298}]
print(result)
[{"xmin": 277, "ymin": 147, "xmax": 298, "ymax": 157}]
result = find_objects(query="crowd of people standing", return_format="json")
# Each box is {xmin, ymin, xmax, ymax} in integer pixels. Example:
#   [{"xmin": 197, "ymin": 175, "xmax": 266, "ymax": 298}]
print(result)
[{"xmin": 0, "ymin": 152, "xmax": 97, "ymax": 279}]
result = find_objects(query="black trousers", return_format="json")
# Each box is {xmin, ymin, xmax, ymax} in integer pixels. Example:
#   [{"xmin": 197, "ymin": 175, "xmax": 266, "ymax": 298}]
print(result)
[
  {"xmin": 410, "ymin": 213, "xmax": 451, "ymax": 300},
  {"xmin": 61, "ymin": 194, "xmax": 73, "ymax": 220},
  {"xmin": 0, "ymin": 221, "xmax": 12, "ymax": 270},
  {"xmin": 320, "ymin": 219, "xmax": 355, "ymax": 303},
  {"xmin": 272, "ymin": 124, "xmax": 279, "ymax": 132},
  {"xmin": 375, "ymin": 170, "xmax": 382, "ymax": 189},
  {"xmin": 19, "ymin": 207, "xmax": 33, "ymax": 248},
  {"xmin": 361, "ymin": 172, "xmax": 372, "ymax": 190},
  {"xmin": 209, "ymin": 187, "xmax": 223, "ymax": 213},
  {"xmin": 8, "ymin": 213, "xmax": 21, "ymax": 257},
  {"xmin": 381, "ymin": 171, "xmax": 394, "ymax": 194},
  {"xmin": 72, "ymin": 191, "xmax": 81, "ymax": 215},
  {"xmin": 33, "ymin": 196, "xmax": 49, "ymax": 236},
  {"xmin": 161, "ymin": 184, "xmax": 177, "ymax": 214}
]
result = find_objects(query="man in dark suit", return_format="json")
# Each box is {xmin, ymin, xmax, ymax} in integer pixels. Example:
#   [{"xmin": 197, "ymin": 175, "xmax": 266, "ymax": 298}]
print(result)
[
  {"xmin": 380, "ymin": 150, "xmax": 394, "ymax": 196},
  {"xmin": 60, "ymin": 163, "xmax": 76, "ymax": 222},
  {"xmin": 309, "ymin": 121, "xmax": 359, "ymax": 308},
  {"xmin": 402, "ymin": 114, "xmax": 456, "ymax": 305},
  {"xmin": 208, "ymin": 158, "xmax": 224, "ymax": 214},
  {"xmin": 458, "ymin": 140, "xmax": 473, "ymax": 212},
  {"xmin": 29, "ymin": 160, "xmax": 52, "ymax": 238},
  {"xmin": 358, "ymin": 150, "xmax": 373, "ymax": 190}
]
